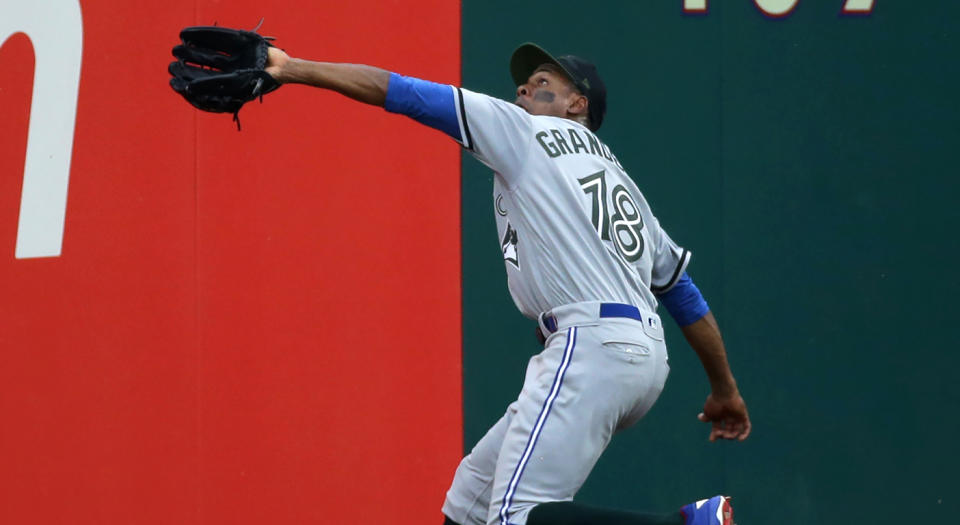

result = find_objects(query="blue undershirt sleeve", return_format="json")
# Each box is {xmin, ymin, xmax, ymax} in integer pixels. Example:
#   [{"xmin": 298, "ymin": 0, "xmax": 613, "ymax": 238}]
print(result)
[
  {"xmin": 657, "ymin": 272, "xmax": 710, "ymax": 327},
  {"xmin": 384, "ymin": 72, "xmax": 464, "ymax": 144}
]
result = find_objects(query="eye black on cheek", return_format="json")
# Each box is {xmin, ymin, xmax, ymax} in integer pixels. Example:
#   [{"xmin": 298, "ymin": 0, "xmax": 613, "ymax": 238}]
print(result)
[{"xmin": 533, "ymin": 90, "xmax": 556, "ymax": 103}]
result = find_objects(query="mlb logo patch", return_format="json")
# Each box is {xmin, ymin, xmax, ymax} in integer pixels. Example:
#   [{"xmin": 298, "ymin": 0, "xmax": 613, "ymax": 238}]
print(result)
[{"xmin": 647, "ymin": 317, "xmax": 659, "ymax": 330}]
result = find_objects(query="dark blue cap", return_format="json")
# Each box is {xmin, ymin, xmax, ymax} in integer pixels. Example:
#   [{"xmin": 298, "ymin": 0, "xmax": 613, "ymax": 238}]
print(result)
[{"xmin": 510, "ymin": 43, "xmax": 607, "ymax": 131}]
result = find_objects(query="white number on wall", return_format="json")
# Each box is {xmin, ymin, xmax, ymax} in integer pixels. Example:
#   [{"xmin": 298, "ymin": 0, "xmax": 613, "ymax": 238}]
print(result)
[
  {"xmin": 683, "ymin": 0, "xmax": 708, "ymax": 13},
  {"xmin": 754, "ymin": 0, "xmax": 799, "ymax": 17},
  {"xmin": 1, "ymin": 0, "xmax": 84, "ymax": 259},
  {"xmin": 842, "ymin": 0, "xmax": 874, "ymax": 13},
  {"xmin": 682, "ymin": 0, "xmax": 875, "ymax": 15}
]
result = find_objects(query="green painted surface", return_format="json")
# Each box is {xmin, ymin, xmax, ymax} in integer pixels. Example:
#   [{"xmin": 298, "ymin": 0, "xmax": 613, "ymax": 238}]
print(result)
[{"xmin": 460, "ymin": 2, "xmax": 958, "ymax": 524}]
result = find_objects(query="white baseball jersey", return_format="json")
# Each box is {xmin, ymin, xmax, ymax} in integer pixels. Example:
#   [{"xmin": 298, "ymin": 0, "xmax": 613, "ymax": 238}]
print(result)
[{"xmin": 453, "ymin": 89, "xmax": 690, "ymax": 319}]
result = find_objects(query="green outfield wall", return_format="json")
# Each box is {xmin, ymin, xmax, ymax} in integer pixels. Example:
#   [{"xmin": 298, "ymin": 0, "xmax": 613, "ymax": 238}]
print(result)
[{"xmin": 460, "ymin": 2, "xmax": 958, "ymax": 524}]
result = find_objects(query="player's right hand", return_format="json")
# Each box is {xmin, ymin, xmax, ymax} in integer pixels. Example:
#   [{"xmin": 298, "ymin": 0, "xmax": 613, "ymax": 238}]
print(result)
[
  {"xmin": 265, "ymin": 46, "xmax": 290, "ymax": 83},
  {"xmin": 698, "ymin": 392, "xmax": 751, "ymax": 442}
]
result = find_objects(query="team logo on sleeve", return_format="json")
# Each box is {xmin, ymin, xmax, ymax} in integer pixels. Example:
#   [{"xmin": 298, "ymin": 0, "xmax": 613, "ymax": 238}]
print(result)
[{"xmin": 501, "ymin": 223, "xmax": 520, "ymax": 269}]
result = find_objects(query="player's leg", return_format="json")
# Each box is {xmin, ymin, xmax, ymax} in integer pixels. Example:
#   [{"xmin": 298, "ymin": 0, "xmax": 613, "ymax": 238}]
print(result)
[
  {"xmin": 485, "ymin": 320, "xmax": 672, "ymax": 525},
  {"xmin": 443, "ymin": 400, "xmax": 522, "ymax": 525},
  {"xmin": 445, "ymin": 346, "xmax": 560, "ymax": 525}
]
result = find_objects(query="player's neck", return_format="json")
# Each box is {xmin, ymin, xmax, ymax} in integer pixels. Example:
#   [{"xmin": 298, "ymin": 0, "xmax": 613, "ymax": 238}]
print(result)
[{"xmin": 564, "ymin": 114, "xmax": 590, "ymax": 129}]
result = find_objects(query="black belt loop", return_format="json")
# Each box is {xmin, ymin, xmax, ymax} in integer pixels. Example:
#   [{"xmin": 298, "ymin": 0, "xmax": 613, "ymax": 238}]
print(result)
[
  {"xmin": 537, "ymin": 311, "xmax": 557, "ymax": 334},
  {"xmin": 544, "ymin": 314, "xmax": 557, "ymax": 332}
]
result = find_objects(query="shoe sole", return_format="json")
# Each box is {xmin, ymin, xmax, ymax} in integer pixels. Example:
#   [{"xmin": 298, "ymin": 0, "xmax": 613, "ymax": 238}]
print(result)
[{"xmin": 720, "ymin": 496, "xmax": 733, "ymax": 525}]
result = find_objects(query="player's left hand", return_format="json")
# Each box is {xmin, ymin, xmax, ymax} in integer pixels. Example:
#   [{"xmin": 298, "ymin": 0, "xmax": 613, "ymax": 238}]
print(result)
[
  {"xmin": 265, "ymin": 46, "xmax": 290, "ymax": 83},
  {"xmin": 168, "ymin": 25, "xmax": 282, "ymax": 125},
  {"xmin": 698, "ymin": 392, "xmax": 751, "ymax": 442}
]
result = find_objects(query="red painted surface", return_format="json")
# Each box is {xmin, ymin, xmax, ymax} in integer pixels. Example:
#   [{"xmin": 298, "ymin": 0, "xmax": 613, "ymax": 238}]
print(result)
[{"xmin": 0, "ymin": 2, "xmax": 462, "ymax": 524}]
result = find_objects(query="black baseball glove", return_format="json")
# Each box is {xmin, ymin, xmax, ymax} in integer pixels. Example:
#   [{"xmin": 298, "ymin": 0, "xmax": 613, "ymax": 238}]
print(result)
[{"xmin": 168, "ymin": 24, "xmax": 281, "ymax": 129}]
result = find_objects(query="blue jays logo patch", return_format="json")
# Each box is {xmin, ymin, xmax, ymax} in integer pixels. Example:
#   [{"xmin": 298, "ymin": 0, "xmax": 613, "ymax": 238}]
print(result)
[{"xmin": 501, "ymin": 222, "xmax": 519, "ymax": 269}]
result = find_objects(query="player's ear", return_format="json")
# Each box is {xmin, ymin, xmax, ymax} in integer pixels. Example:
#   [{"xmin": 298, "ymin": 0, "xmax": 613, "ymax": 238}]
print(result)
[{"xmin": 567, "ymin": 93, "xmax": 588, "ymax": 119}]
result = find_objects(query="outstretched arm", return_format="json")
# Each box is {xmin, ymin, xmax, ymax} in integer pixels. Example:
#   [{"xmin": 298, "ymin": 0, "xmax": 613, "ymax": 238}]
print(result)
[
  {"xmin": 264, "ymin": 47, "xmax": 476, "ymax": 149},
  {"xmin": 265, "ymin": 47, "xmax": 390, "ymax": 106},
  {"xmin": 264, "ymin": 47, "xmax": 534, "ymax": 177}
]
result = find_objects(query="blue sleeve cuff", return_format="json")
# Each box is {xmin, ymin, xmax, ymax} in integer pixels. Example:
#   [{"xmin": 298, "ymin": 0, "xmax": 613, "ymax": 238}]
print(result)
[
  {"xmin": 384, "ymin": 72, "xmax": 463, "ymax": 143},
  {"xmin": 657, "ymin": 272, "xmax": 710, "ymax": 327}
]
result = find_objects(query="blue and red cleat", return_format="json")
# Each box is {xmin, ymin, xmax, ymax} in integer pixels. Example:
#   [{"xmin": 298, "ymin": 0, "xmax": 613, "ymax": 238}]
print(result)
[{"xmin": 680, "ymin": 495, "xmax": 734, "ymax": 525}]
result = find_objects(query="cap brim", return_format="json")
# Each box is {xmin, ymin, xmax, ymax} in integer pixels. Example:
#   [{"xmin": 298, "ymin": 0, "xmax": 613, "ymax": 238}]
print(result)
[{"xmin": 510, "ymin": 43, "xmax": 576, "ymax": 87}]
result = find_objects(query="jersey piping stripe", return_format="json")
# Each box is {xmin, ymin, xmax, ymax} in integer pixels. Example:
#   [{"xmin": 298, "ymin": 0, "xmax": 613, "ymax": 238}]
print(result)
[
  {"xmin": 454, "ymin": 87, "xmax": 475, "ymax": 150},
  {"xmin": 651, "ymin": 248, "xmax": 691, "ymax": 294},
  {"xmin": 497, "ymin": 326, "xmax": 578, "ymax": 525}
]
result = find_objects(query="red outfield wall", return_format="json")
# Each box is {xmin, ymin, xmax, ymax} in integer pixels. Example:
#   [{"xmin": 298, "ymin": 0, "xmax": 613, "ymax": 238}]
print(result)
[{"xmin": 0, "ymin": 1, "xmax": 462, "ymax": 523}]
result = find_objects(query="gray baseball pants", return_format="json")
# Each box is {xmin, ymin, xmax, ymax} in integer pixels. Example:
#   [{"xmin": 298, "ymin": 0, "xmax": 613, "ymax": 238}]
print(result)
[{"xmin": 442, "ymin": 301, "xmax": 670, "ymax": 525}]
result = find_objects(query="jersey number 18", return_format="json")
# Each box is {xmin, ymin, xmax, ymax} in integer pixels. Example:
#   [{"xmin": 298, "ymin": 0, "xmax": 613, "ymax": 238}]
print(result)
[{"xmin": 578, "ymin": 170, "xmax": 645, "ymax": 263}]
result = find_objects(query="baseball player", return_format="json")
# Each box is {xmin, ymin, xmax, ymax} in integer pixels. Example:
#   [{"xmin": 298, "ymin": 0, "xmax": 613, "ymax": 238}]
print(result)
[{"xmin": 263, "ymin": 43, "xmax": 751, "ymax": 525}]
